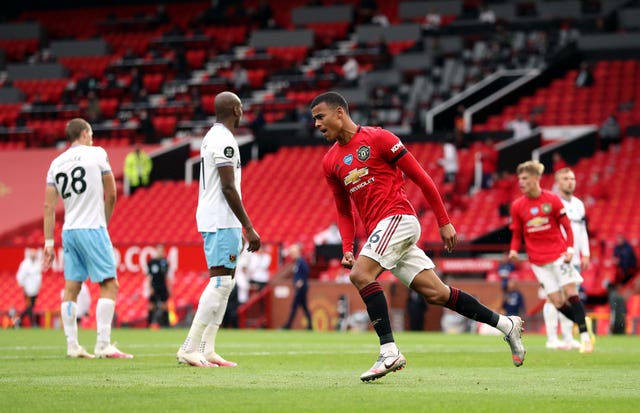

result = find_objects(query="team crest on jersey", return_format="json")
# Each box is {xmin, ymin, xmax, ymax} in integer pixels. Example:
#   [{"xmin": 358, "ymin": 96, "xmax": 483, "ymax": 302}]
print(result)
[
  {"xmin": 229, "ymin": 254, "xmax": 236, "ymax": 262},
  {"xmin": 357, "ymin": 146, "xmax": 370, "ymax": 162},
  {"xmin": 343, "ymin": 154, "xmax": 353, "ymax": 165},
  {"xmin": 541, "ymin": 203, "xmax": 552, "ymax": 214},
  {"xmin": 224, "ymin": 146, "xmax": 234, "ymax": 158},
  {"xmin": 530, "ymin": 207, "xmax": 539, "ymax": 215}
]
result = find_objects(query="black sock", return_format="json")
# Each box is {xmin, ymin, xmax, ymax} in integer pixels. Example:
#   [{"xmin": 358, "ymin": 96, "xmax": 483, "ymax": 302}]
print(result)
[
  {"xmin": 568, "ymin": 295, "xmax": 588, "ymax": 333},
  {"xmin": 557, "ymin": 304, "xmax": 576, "ymax": 323},
  {"xmin": 445, "ymin": 287, "xmax": 500, "ymax": 327},
  {"xmin": 359, "ymin": 282, "xmax": 394, "ymax": 345}
]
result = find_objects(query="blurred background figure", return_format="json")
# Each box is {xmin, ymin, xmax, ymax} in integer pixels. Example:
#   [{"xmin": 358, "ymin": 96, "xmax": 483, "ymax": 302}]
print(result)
[
  {"xmin": 501, "ymin": 278, "xmax": 525, "ymax": 317},
  {"xmin": 341, "ymin": 56, "xmax": 360, "ymax": 87},
  {"xmin": 14, "ymin": 248, "xmax": 42, "ymax": 328},
  {"xmin": 607, "ymin": 282, "xmax": 626, "ymax": 334},
  {"xmin": 281, "ymin": 243, "xmax": 312, "ymax": 330},
  {"xmin": 497, "ymin": 252, "xmax": 516, "ymax": 280},
  {"xmin": 613, "ymin": 233, "xmax": 638, "ymax": 287},
  {"xmin": 84, "ymin": 90, "xmax": 102, "ymax": 123},
  {"xmin": 475, "ymin": 137, "xmax": 498, "ymax": 189},
  {"xmin": 406, "ymin": 290, "xmax": 427, "ymax": 331},
  {"xmin": 249, "ymin": 244, "xmax": 272, "ymax": 292},
  {"xmin": 314, "ymin": 221, "xmax": 343, "ymax": 263},
  {"xmin": 599, "ymin": 114, "xmax": 621, "ymax": 151},
  {"xmin": 453, "ymin": 105, "xmax": 466, "ymax": 147},
  {"xmin": 123, "ymin": 144, "xmax": 153, "ymax": 196},
  {"xmin": 437, "ymin": 135, "xmax": 459, "ymax": 184},
  {"xmin": 504, "ymin": 113, "xmax": 532, "ymax": 140},
  {"xmin": 137, "ymin": 109, "xmax": 156, "ymax": 144},
  {"xmin": 313, "ymin": 221, "xmax": 342, "ymax": 246},
  {"xmin": 231, "ymin": 63, "xmax": 250, "ymax": 98},
  {"xmin": 552, "ymin": 152, "xmax": 567, "ymax": 172},
  {"xmin": 336, "ymin": 294, "xmax": 350, "ymax": 331},
  {"xmin": 146, "ymin": 244, "xmax": 172, "ymax": 328},
  {"xmin": 478, "ymin": 2, "xmax": 496, "ymax": 24},
  {"xmin": 422, "ymin": 7, "xmax": 441, "ymax": 32},
  {"xmin": 575, "ymin": 62, "xmax": 594, "ymax": 87}
]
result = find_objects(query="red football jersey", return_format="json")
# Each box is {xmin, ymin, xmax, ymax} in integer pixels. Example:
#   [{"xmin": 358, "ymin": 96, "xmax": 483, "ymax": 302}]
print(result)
[
  {"xmin": 509, "ymin": 189, "xmax": 572, "ymax": 265},
  {"xmin": 323, "ymin": 126, "xmax": 416, "ymax": 239}
]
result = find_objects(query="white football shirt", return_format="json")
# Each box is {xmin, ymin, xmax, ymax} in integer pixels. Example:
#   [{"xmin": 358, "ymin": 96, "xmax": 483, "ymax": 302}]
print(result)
[
  {"xmin": 46, "ymin": 145, "xmax": 112, "ymax": 229},
  {"xmin": 16, "ymin": 255, "xmax": 42, "ymax": 296},
  {"xmin": 196, "ymin": 123, "xmax": 242, "ymax": 232},
  {"xmin": 560, "ymin": 195, "xmax": 590, "ymax": 267}
]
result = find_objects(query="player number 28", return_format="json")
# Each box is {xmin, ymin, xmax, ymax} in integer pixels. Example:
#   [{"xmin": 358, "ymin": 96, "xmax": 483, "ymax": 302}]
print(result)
[{"xmin": 55, "ymin": 166, "xmax": 87, "ymax": 199}]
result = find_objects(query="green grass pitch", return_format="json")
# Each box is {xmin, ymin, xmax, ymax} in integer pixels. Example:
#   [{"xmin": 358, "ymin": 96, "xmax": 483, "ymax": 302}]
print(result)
[{"xmin": 0, "ymin": 328, "xmax": 638, "ymax": 413}]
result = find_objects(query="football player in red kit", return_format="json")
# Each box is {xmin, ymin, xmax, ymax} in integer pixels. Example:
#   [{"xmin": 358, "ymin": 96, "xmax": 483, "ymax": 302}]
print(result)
[
  {"xmin": 509, "ymin": 160, "xmax": 594, "ymax": 353},
  {"xmin": 311, "ymin": 91, "xmax": 526, "ymax": 382}
]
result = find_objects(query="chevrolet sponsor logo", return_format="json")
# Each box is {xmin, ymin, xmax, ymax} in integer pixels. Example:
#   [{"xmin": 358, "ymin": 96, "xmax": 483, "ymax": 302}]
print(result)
[
  {"xmin": 343, "ymin": 167, "xmax": 369, "ymax": 185},
  {"xmin": 526, "ymin": 216, "xmax": 549, "ymax": 227}
]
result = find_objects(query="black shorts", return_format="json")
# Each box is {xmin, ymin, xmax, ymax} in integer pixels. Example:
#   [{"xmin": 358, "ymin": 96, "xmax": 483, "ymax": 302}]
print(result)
[{"xmin": 150, "ymin": 287, "xmax": 169, "ymax": 303}]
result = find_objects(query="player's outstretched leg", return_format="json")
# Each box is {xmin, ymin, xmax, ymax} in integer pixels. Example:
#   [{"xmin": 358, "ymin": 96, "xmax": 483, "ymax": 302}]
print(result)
[{"xmin": 441, "ymin": 286, "xmax": 526, "ymax": 367}]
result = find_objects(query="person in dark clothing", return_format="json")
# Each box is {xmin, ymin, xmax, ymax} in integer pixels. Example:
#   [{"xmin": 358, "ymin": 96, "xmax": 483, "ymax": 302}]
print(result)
[
  {"xmin": 147, "ymin": 244, "xmax": 171, "ymax": 327},
  {"xmin": 607, "ymin": 283, "xmax": 626, "ymax": 334},
  {"xmin": 406, "ymin": 290, "xmax": 427, "ymax": 331},
  {"xmin": 575, "ymin": 62, "xmax": 594, "ymax": 87},
  {"xmin": 282, "ymin": 244, "xmax": 313, "ymax": 330},
  {"xmin": 613, "ymin": 233, "xmax": 638, "ymax": 286},
  {"xmin": 14, "ymin": 248, "xmax": 42, "ymax": 328},
  {"xmin": 501, "ymin": 278, "xmax": 525, "ymax": 317}
]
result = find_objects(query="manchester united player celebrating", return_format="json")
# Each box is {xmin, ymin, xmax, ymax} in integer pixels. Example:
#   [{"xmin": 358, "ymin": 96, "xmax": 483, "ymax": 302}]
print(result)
[
  {"xmin": 509, "ymin": 160, "xmax": 594, "ymax": 353},
  {"xmin": 311, "ymin": 91, "xmax": 525, "ymax": 382}
]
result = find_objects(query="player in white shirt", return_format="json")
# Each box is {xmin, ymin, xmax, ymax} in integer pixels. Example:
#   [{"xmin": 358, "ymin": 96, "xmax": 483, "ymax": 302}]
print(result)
[
  {"xmin": 177, "ymin": 91, "xmax": 261, "ymax": 367},
  {"xmin": 15, "ymin": 248, "xmax": 42, "ymax": 327},
  {"xmin": 504, "ymin": 114, "xmax": 532, "ymax": 140},
  {"xmin": 43, "ymin": 118, "xmax": 132, "ymax": 359},
  {"xmin": 543, "ymin": 167, "xmax": 593, "ymax": 350}
]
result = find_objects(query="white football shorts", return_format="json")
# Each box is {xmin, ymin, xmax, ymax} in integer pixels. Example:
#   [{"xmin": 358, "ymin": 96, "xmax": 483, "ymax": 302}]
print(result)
[
  {"xmin": 359, "ymin": 214, "xmax": 434, "ymax": 287},
  {"xmin": 532, "ymin": 256, "xmax": 584, "ymax": 296}
]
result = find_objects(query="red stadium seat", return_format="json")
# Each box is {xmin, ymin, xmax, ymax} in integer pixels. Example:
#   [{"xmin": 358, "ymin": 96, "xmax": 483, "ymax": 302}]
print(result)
[
  {"xmin": 0, "ymin": 38, "xmax": 39, "ymax": 62},
  {"xmin": 186, "ymin": 49, "xmax": 206, "ymax": 70}
]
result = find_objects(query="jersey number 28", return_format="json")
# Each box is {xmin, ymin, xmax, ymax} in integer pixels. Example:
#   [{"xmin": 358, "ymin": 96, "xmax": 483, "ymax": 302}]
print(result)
[{"xmin": 55, "ymin": 166, "xmax": 87, "ymax": 199}]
